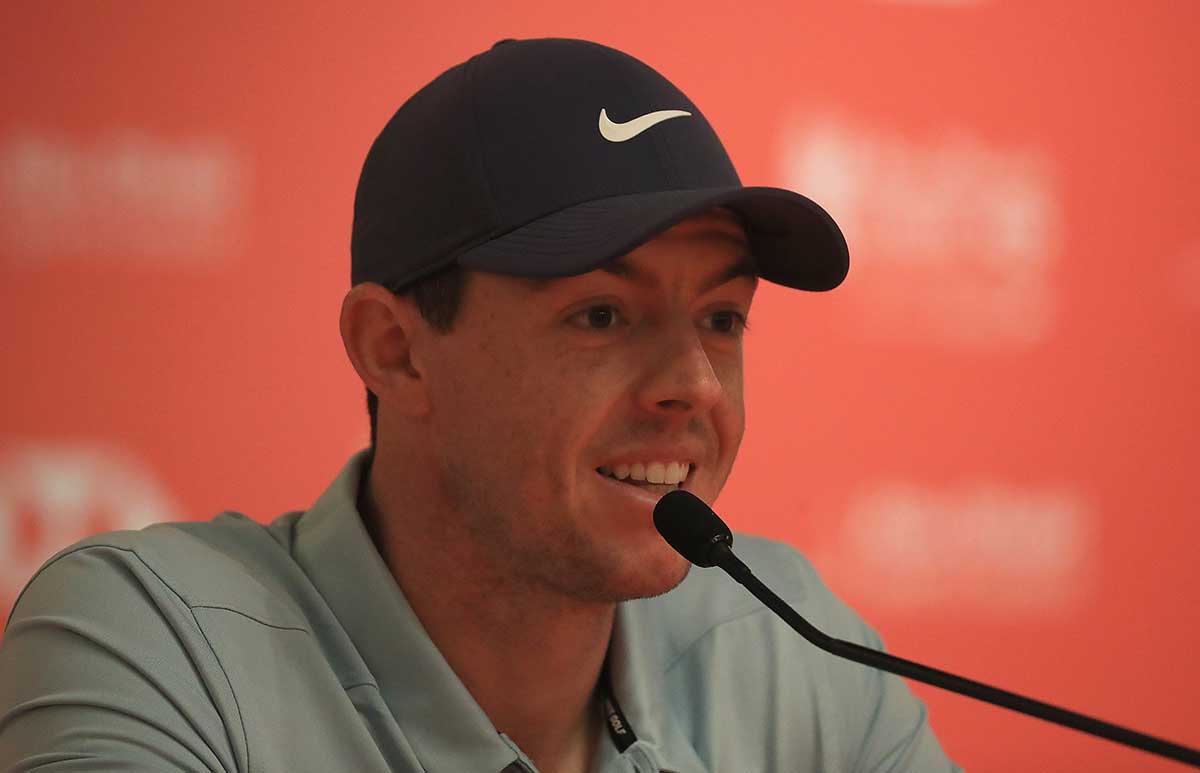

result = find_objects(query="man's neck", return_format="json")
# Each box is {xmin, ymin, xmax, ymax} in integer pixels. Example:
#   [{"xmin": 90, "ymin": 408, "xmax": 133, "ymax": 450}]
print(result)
[{"xmin": 359, "ymin": 458, "xmax": 611, "ymax": 773}]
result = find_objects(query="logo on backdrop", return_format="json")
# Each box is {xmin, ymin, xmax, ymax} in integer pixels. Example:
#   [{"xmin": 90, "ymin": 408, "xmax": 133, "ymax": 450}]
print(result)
[
  {"xmin": 0, "ymin": 130, "xmax": 246, "ymax": 266},
  {"xmin": 779, "ymin": 113, "xmax": 1062, "ymax": 347},
  {"xmin": 0, "ymin": 441, "xmax": 181, "ymax": 621},
  {"xmin": 810, "ymin": 479, "xmax": 1095, "ymax": 615}
]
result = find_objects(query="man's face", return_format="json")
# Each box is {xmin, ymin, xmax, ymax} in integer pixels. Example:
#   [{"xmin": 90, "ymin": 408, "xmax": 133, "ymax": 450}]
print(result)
[{"xmin": 414, "ymin": 209, "xmax": 755, "ymax": 602}]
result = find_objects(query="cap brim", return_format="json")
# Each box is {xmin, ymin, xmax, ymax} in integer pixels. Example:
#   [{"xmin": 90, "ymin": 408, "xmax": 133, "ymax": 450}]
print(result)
[{"xmin": 456, "ymin": 186, "xmax": 849, "ymax": 292}]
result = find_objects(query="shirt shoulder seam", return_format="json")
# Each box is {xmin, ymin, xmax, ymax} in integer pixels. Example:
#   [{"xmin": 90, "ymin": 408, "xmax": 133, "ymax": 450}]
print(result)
[
  {"xmin": 190, "ymin": 604, "xmax": 310, "ymax": 634},
  {"xmin": 15, "ymin": 541, "xmax": 253, "ymax": 770},
  {"xmin": 659, "ymin": 604, "xmax": 772, "ymax": 676},
  {"xmin": 658, "ymin": 541, "xmax": 811, "ymax": 676}
]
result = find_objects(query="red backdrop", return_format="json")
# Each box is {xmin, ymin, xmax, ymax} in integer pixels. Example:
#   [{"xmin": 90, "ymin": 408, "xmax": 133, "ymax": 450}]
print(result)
[{"xmin": 2, "ymin": 2, "xmax": 1197, "ymax": 770}]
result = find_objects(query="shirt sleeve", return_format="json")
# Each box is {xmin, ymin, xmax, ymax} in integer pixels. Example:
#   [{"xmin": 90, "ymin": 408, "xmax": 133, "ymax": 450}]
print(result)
[{"xmin": 0, "ymin": 543, "xmax": 242, "ymax": 772}]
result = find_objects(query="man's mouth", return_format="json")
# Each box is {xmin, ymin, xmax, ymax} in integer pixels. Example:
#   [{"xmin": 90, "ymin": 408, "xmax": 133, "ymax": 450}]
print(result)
[{"xmin": 595, "ymin": 462, "xmax": 692, "ymax": 492}]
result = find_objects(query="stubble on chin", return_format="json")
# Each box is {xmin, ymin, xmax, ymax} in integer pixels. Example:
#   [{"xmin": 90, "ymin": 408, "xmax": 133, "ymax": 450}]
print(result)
[
  {"xmin": 436, "ymin": 457, "xmax": 694, "ymax": 604},
  {"xmin": 541, "ymin": 542, "xmax": 693, "ymax": 605}
]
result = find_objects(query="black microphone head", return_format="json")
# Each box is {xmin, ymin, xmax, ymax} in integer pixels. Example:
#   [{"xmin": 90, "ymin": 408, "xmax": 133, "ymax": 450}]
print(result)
[{"xmin": 653, "ymin": 489, "xmax": 734, "ymax": 567}]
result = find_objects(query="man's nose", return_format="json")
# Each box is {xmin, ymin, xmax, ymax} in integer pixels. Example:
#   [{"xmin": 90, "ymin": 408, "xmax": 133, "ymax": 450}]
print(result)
[{"xmin": 637, "ymin": 318, "xmax": 727, "ymax": 415}]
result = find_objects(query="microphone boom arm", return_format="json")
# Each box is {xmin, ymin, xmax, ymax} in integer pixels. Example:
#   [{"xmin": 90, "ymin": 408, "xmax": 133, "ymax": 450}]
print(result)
[{"xmin": 712, "ymin": 542, "xmax": 1200, "ymax": 769}]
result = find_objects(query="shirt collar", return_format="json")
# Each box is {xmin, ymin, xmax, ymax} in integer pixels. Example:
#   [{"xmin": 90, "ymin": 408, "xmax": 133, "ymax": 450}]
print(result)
[{"xmin": 292, "ymin": 450, "xmax": 709, "ymax": 773}]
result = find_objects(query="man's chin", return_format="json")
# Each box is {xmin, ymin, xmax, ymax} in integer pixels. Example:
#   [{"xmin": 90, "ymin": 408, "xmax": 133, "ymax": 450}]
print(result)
[
  {"xmin": 600, "ymin": 551, "xmax": 692, "ymax": 603},
  {"xmin": 634, "ymin": 560, "xmax": 692, "ymax": 601}
]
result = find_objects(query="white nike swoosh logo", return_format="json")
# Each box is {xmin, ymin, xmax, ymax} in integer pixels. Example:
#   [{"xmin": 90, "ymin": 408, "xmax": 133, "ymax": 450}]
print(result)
[{"xmin": 598, "ymin": 108, "xmax": 692, "ymax": 142}]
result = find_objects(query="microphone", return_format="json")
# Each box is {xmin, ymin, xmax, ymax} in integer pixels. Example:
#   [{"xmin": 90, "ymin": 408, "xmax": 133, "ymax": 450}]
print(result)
[{"xmin": 653, "ymin": 489, "xmax": 1200, "ymax": 768}]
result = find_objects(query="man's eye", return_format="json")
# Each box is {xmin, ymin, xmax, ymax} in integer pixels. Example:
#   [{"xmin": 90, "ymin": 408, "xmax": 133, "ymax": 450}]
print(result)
[
  {"xmin": 573, "ymin": 305, "xmax": 624, "ymax": 330},
  {"xmin": 707, "ymin": 310, "xmax": 750, "ymax": 335}
]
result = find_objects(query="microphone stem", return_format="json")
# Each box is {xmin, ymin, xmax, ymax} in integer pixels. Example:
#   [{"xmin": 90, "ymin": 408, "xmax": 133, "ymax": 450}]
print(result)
[{"xmin": 712, "ymin": 546, "xmax": 1200, "ymax": 768}]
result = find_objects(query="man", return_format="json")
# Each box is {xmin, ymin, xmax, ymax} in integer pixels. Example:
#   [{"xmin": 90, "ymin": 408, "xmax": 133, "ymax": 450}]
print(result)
[{"xmin": 0, "ymin": 38, "xmax": 960, "ymax": 772}]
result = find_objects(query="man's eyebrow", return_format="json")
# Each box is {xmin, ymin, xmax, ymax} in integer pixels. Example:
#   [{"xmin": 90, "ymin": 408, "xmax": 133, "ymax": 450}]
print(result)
[{"xmin": 521, "ymin": 253, "xmax": 759, "ymax": 294}]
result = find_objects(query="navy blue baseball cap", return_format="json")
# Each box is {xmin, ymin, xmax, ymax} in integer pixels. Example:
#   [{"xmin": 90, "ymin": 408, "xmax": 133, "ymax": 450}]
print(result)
[{"xmin": 351, "ymin": 37, "xmax": 848, "ymax": 292}]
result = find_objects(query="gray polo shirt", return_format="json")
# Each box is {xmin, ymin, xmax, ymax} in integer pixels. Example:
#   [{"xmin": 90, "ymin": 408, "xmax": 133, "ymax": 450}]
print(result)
[{"xmin": 0, "ymin": 450, "xmax": 961, "ymax": 772}]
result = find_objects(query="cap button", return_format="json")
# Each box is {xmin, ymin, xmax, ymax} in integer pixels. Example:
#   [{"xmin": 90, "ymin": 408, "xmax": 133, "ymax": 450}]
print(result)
[{"xmin": 491, "ymin": 38, "xmax": 518, "ymax": 48}]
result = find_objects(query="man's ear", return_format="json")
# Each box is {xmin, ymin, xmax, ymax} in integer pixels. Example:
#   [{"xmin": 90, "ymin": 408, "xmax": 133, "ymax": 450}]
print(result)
[{"xmin": 339, "ymin": 283, "xmax": 431, "ymax": 418}]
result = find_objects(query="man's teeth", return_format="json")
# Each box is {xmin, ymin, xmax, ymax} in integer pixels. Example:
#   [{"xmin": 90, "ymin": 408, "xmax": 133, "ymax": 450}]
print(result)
[{"xmin": 597, "ymin": 461, "xmax": 690, "ymax": 485}]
